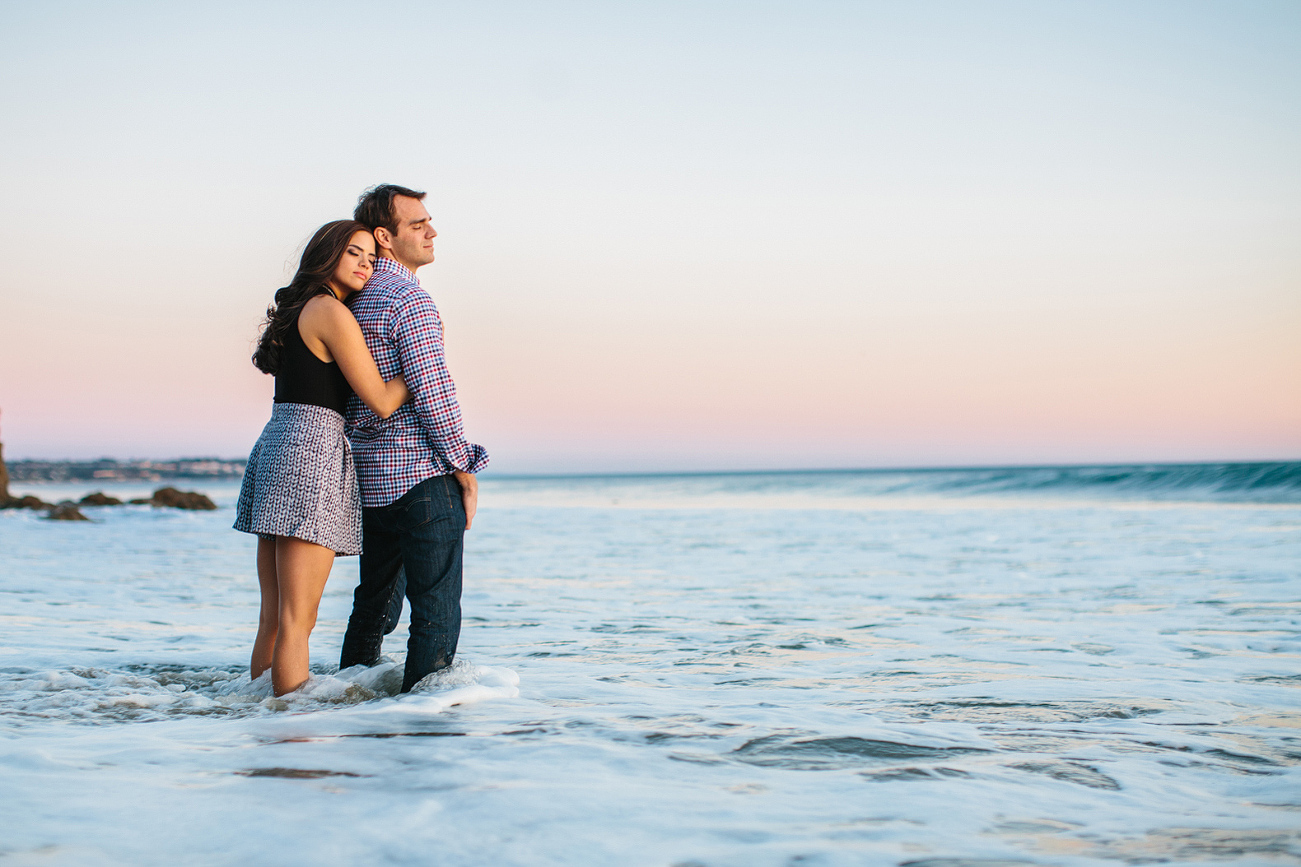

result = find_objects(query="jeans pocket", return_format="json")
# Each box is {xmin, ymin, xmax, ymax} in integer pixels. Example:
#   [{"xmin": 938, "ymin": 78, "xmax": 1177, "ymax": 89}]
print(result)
[{"xmin": 398, "ymin": 490, "xmax": 433, "ymax": 528}]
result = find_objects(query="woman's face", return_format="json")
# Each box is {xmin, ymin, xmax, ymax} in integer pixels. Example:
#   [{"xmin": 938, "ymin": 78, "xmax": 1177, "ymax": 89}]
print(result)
[{"xmin": 330, "ymin": 230, "xmax": 377, "ymax": 296}]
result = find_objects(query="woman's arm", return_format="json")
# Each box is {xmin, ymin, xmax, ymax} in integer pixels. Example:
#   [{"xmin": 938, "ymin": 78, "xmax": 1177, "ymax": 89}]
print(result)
[{"xmin": 298, "ymin": 296, "xmax": 411, "ymax": 418}]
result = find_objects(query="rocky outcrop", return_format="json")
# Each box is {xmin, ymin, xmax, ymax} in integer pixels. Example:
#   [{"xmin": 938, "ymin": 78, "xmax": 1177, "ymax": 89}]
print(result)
[
  {"xmin": 0, "ymin": 438, "xmax": 214, "ymax": 513},
  {"xmin": 4, "ymin": 494, "xmax": 53, "ymax": 510},
  {"xmin": 134, "ymin": 487, "xmax": 218, "ymax": 510},
  {"xmin": 47, "ymin": 502, "xmax": 90, "ymax": 521},
  {"xmin": 0, "ymin": 493, "xmax": 87, "ymax": 519}
]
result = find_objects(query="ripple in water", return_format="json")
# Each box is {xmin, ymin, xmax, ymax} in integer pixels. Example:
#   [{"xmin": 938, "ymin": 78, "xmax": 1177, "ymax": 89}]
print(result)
[{"xmin": 731, "ymin": 734, "xmax": 990, "ymax": 770}]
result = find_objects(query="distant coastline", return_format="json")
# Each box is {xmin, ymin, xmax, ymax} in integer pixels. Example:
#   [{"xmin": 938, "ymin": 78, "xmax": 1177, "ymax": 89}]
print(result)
[{"xmin": 8, "ymin": 458, "xmax": 245, "ymax": 483}]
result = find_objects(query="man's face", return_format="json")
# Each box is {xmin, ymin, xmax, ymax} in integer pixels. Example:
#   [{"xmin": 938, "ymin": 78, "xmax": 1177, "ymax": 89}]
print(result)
[{"xmin": 385, "ymin": 196, "xmax": 437, "ymax": 270}]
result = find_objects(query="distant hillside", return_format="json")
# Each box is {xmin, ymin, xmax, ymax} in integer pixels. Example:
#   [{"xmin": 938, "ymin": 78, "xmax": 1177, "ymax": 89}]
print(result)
[{"xmin": 8, "ymin": 458, "xmax": 245, "ymax": 482}]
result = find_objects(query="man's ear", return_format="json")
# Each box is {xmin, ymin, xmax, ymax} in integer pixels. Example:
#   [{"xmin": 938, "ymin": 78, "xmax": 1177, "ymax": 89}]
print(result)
[{"xmin": 373, "ymin": 226, "xmax": 394, "ymax": 253}]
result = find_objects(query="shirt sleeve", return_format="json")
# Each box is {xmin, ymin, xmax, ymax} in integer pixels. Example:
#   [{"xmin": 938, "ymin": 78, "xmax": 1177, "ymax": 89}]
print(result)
[{"xmin": 389, "ymin": 289, "xmax": 490, "ymax": 473}]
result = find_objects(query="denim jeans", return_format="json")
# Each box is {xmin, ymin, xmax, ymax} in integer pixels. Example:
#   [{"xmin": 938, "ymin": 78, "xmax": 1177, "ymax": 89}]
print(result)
[{"xmin": 340, "ymin": 474, "xmax": 465, "ymax": 692}]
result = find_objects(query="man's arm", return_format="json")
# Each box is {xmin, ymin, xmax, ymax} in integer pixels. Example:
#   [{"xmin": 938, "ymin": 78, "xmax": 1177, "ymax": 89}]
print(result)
[{"xmin": 390, "ymin": 290, "xmax": 489, "ymax": 528}]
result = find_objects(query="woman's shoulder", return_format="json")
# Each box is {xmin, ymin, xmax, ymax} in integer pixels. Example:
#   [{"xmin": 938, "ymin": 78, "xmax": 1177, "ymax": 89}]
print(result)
[
  {"xmin": 299, "ymin": 293, "xmax": 358, "ymax": 334},
  {"xmin": 301, "ymin": 292, "xmax": 351, "ymax": 317}
]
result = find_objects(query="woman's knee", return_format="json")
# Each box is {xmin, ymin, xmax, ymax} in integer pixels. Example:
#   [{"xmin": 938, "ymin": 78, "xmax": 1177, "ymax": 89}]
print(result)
[{"xmin": 277, "ymin": 608, "xmax": 319, "ymax": 634}]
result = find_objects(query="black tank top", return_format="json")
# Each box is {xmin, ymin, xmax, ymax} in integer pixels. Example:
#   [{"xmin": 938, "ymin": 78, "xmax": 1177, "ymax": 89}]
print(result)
[{"xmin": 273, "ymin": 303, "xmax": 353, "ymax": 415}]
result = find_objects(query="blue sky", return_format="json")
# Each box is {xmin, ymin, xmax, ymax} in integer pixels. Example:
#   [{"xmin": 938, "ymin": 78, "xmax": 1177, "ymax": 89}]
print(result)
[{"xmin": 1, "ymin": 1, "xmax": 1297, "ymax": 470}]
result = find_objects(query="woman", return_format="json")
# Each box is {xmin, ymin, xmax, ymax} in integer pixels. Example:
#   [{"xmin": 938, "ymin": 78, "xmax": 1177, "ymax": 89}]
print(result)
[{"xmin": 234, "ymin": 220, "xmax": 410, "ymax": 696}]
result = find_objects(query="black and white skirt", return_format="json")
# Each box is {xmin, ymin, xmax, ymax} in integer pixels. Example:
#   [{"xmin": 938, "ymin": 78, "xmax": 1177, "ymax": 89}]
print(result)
[{"xmin": 233, "ymin": 403, "xmax": 363, "ymax": 555}]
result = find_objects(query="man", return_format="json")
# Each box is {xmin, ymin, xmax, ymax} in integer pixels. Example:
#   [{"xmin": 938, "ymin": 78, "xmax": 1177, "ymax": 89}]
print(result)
[{"xmin": 340, "ymin": 183, "xmax": 489, "ymax": 692}]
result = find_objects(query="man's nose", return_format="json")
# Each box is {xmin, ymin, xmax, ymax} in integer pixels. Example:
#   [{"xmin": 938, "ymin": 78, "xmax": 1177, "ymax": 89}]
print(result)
[{"xmin": 427, "ymin": 226, "xmax": 437, "ymax": 239}]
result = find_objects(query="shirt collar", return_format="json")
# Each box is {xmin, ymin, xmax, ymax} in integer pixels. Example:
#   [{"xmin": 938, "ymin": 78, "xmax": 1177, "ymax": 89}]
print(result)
[{"xmin": 374, "ymin": 257, "xmax": 416, "ymax": 283}]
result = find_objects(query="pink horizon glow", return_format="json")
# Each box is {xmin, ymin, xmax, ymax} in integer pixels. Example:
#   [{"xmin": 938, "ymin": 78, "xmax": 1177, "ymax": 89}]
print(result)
[{"xmin": 1, "ymin": 4, "xmax": 1298, "ymax": 472}]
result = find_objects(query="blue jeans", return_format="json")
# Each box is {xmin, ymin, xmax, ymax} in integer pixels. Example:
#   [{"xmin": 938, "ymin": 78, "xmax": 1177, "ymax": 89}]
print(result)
[{"xmin": 340, "ymin": 474, "xmax": 465, "ymax": 692}]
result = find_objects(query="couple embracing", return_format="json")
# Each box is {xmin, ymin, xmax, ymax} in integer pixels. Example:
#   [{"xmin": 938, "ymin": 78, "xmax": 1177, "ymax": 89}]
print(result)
[{"xmin": 233, "ymin": 184, "xmax": 488, "ymax": 696}]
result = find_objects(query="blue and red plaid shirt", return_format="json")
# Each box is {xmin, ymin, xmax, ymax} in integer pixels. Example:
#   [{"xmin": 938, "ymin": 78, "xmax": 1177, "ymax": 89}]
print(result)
[{"xmin": 345, "ymin": 257, "xmax": 489, "ymax": 507}]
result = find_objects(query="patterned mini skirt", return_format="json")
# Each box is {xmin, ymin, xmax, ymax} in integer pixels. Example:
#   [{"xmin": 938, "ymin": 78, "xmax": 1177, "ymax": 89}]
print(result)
[{"xmin": 233, "ymin": 403, "xmax": 362, "ymax": 556}]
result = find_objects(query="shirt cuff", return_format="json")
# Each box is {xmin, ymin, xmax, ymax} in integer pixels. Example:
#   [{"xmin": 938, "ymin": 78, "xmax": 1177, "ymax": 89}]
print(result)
[{"xmin": 454, "ymin": 443, "xmax": 490, "ymax": 474}]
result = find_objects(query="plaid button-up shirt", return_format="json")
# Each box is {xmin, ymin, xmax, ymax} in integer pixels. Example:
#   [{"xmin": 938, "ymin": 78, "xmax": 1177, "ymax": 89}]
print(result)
[{"xmin": 345, "ymin": 257, "xmax": 489, "ymax": 507}]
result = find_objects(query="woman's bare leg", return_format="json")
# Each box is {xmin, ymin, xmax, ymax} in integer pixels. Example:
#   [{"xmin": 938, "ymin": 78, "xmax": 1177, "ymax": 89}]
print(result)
[
  {"xmin": 251, "ymin": 537, "xmax": 279, "ymax": 681},
  {"xmin": 271, "ymin": 536, "xmax": 336, "ymax": 696}
]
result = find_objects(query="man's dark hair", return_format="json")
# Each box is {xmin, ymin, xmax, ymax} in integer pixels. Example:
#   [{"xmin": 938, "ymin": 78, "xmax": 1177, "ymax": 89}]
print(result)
[{"xmin": 354, "ymin": 184, "xmax": 427, "ymax": 234}]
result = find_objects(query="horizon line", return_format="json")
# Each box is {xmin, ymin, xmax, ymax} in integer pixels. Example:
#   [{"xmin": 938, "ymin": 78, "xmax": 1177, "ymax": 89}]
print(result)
[
  {"xmin": 7, "ymin": 455, "xmax": 1299, "ymax": 482},
  {"xmin": 479, "ymin": 457, "xmax": 1301, "ymax": 481}
]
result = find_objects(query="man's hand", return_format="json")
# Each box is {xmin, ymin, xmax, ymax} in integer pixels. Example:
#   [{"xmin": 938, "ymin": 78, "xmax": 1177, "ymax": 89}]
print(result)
[{"xmin": 452, "ymin": 470, "xmax": 478, "ymax": 530}]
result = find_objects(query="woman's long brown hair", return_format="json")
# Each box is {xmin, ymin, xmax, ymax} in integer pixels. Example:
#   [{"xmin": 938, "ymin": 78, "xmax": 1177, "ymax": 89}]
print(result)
[{"xmin": 252, "ymin": 220, "xmax": 370, "ymax": 375}]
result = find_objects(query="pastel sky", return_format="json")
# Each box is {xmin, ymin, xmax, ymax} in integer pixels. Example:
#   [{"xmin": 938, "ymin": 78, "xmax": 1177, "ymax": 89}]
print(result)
[{"xmin": 1, "ymin": 1, "xmax": 1297, "ymax": 473}]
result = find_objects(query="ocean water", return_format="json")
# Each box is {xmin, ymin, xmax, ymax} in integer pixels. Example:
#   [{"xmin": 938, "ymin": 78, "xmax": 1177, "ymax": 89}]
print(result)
[{"xmin": 1, "ymin": 463, "xmax": 1299, "ymax": 866}]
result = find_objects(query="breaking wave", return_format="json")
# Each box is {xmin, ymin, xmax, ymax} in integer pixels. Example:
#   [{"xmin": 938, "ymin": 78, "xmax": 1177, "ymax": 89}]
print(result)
[{"xmin": 902, "ymin": 460, "xmax": 1301, "ymax": 503}]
